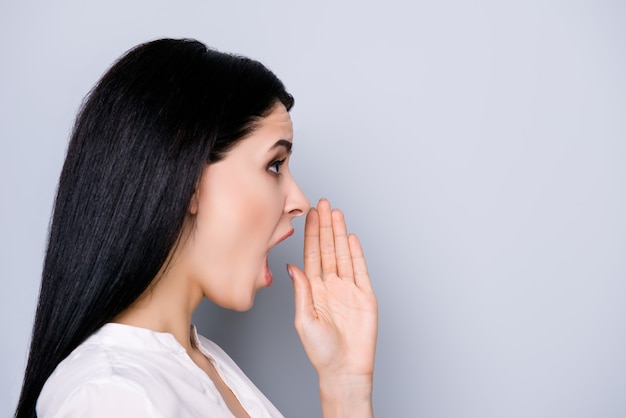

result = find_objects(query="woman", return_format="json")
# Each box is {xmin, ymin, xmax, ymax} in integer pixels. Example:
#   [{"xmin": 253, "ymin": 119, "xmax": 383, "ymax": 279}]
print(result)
[{"xmin": 15, "ymin": 38, "xmax": 377, "ymax": 417}]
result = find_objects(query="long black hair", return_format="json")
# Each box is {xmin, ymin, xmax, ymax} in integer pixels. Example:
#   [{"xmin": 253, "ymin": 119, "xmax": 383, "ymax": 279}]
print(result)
[{"xmin": 15, "ymin": 38, "xmax": 294, "ymax": 418}]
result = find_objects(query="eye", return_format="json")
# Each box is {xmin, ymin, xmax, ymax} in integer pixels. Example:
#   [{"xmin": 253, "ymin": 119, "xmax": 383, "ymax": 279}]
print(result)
[{"xmin": 268, "ymin": 158, "xmax": 286, "ymax": 175}]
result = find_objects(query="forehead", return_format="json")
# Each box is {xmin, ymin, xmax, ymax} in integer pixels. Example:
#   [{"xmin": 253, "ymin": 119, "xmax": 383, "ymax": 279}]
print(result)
[{"xmin": 242, "ymin": 104, "xmax": 293, "ymax": 148}]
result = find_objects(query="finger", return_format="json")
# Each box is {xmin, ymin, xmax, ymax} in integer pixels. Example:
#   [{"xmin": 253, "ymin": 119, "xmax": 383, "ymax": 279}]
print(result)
[
  {"xmin": 287, "ymin": 264, "xmax": 317, "ymax": 328},
  {"xmin": 348, "ymin": 234, "xmax": 373, "ymax": 291},
  {"xmin": 304, "ymin": 208, "xmax": 322, "ymax": 280},
  {"xmin": 332, "ymin": 209, "xmax": 354, "ymax": 280},
  {"xmin": 317, "ymin": 199, "xmax": 337, "ymax": 278}
]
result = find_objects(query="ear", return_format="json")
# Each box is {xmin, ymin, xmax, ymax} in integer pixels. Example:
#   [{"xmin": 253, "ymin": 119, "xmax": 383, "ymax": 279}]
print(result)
[
  {"xmin": 189, "ymin": 165, "xmax": 209, "ymax": 215},
  {"xmin": 189, "ymin": 188, "xmax": 199, "ymax": 215}
]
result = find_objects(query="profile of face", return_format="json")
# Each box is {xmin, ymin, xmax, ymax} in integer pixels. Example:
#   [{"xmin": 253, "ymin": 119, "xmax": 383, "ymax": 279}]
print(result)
[{"xmin": 174, "ymin": 103, "xmax": 309, "ymax": 311}]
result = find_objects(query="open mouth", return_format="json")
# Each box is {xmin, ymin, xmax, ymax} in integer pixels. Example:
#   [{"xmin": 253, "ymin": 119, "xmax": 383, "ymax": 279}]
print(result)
[
  {"xmin": 264, "ymin": 228, "xmax": 295, "ymax": 286},
  {"xmin": 265, "ymin": 257, "xmax": 273, "ymax": 286}
]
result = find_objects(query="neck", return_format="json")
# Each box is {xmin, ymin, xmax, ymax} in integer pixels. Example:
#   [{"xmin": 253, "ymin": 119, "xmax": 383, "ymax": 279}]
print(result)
[{"xmin": 112, "ymin": 270, "xmax": 203, "ymax": 353}]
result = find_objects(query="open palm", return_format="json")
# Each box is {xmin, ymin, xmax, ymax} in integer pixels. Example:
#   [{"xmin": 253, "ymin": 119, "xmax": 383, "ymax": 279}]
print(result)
[{"xmin": 288, "ymin": 199, "xmax": 378, "ymax": 380}]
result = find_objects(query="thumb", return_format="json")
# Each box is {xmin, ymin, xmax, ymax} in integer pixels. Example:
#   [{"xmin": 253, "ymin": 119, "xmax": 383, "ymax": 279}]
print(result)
[{"xmin": 287, "ymin": 264, "xmax": 316, "ymax": 324}]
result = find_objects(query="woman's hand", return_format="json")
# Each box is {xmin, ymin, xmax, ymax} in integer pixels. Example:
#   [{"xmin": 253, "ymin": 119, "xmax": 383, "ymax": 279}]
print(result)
[{"xmin": 287, "ymin": 198, "xmax": 378, "ymax": 417}]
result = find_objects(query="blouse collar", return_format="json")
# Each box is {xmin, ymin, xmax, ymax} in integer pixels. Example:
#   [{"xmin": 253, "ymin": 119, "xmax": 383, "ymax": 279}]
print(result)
[{"xmin": 92, "ymin": 322, "xmax": 199, "ymax": 354}]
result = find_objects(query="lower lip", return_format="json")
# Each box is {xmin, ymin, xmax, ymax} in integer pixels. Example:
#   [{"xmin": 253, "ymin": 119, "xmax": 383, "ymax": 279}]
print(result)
[
  {"xmin": 265, "ymin": 258, "xmax": 273, "ymax": 286},
  {"xmin": 264, "ymin": 228, "xmax": 294, "ymax": 286}
]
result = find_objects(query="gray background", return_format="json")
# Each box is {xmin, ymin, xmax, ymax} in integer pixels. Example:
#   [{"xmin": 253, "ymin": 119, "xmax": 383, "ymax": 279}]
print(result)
[{"xmin": 1, "ymin": 1, "xmax": 625, "ymax": 417}]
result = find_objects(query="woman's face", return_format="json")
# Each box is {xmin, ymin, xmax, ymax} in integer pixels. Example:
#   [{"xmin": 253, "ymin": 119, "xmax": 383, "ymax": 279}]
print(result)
[{"xmin": 180, "ymin": 103, "xmax": 309, "ymax": 311}]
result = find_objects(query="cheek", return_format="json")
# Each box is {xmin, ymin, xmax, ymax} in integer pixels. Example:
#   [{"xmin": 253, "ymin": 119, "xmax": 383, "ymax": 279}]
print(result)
[
  {"xmin": 239, "ymin": 189, "xmax": 285, "ymax": 251},
  {"xmin": 195, "ymin": 172, "xmax": 283, "ymax": 263}
]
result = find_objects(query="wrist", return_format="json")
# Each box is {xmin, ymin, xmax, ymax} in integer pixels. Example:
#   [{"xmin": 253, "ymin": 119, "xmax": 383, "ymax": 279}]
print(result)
[
  {"xmin": 319, "ymin": 373, "xmax": 373, "ymax": 395},
  {"xmin": 319, "ymin": 373, "xmax": 373, "ymax": 418}
]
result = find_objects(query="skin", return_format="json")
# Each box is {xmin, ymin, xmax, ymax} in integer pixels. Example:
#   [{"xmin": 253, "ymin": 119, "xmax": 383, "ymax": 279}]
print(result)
[
  {"xmin": 114, "ymin": 103, "xmax": 378, "ymax": 418},
  {"xmin": 289, "ymin": 201, "xmax": 378, "ymax": 418}
]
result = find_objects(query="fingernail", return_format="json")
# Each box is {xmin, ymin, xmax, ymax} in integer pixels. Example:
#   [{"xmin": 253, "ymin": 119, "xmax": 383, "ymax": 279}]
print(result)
[{"xmin": 286, "ymin": 264, "xmax": 293, "ymax": 280}]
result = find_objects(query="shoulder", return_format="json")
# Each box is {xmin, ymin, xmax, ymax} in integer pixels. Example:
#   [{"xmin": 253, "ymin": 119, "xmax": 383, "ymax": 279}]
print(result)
[
  {"xmin": 38, "ymin": 374, "xmax": 165, "ymax": 418},
  {"xmin": 37, "ymin": 333, "xmax": 172, "ymax": 417}
]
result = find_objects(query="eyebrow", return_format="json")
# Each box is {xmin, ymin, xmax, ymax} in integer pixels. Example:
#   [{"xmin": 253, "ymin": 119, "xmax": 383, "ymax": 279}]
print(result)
[{"xmin": 270, "ymin": 139, "xmax": 293, "ymax": 153}]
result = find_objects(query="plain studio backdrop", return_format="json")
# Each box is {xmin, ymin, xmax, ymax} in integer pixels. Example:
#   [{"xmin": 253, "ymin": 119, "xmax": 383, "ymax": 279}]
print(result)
[{"xmin": 1, "ymin": 1, "xmax": 625, "ymax": 417}]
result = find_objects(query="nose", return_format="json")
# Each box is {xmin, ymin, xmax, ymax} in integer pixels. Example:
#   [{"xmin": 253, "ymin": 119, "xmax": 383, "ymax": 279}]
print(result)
[{"xmin": 284, "ymin": 175, "xmax": 310, "ymax": 218}]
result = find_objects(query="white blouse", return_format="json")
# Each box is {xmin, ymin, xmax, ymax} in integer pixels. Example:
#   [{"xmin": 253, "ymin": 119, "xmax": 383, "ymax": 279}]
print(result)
[{"xmin": 37, "ymin": 323, "xmax": 284, "ymax": 417}]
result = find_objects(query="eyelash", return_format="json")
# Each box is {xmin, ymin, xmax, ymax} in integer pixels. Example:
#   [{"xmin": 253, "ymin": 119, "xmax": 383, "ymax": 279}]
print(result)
[{"xmin": 267, "ymin": 158, "xmax": 287, "ymax": 176}]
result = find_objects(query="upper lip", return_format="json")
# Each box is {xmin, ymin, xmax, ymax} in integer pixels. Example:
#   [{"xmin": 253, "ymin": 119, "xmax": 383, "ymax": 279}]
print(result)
[{"xmin": 273, "ymin": 228, "xmax": 294, "ymax": 248}]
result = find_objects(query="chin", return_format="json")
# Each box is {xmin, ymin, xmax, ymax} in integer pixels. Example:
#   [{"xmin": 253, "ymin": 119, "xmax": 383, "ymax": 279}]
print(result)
[
  {"xmin": 230, "ymin": 298, "xmax": 256, "ymax": 312},
  {"xmin": 204, "ymin": 270, "xmax": 263, "ymax": 312},
  {"xmin": 218, "ymin": 290, "xmax": 257, "ymax": 312}
]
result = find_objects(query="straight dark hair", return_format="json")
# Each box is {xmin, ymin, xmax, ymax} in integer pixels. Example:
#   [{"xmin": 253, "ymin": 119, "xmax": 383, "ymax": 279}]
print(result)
[{"xmin": 15, "ymin": 38, "xmax": 294, "ymax": 418}]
